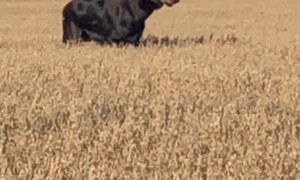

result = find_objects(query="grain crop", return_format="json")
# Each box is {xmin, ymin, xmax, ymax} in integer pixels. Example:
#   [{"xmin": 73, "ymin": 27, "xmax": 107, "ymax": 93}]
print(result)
[{"xmin": 0, "ymin": 0, "xmax": 300, "ymax": 179}]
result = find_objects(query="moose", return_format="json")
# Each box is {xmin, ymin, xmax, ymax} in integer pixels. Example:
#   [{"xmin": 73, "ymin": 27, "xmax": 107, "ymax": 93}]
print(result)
[{"xmin": 62, "ymin": 0, "xmax": 180, "ymax": 46}]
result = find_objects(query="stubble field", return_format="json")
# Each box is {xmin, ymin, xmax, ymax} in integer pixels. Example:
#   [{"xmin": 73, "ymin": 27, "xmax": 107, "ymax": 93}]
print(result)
[{"xmin": 0, "ymin": 0, "xmax": 300, "ymax": 179}]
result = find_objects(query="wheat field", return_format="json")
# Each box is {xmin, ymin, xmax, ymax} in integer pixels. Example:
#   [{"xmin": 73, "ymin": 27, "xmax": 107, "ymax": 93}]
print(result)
[{"xmin": 0, "ymin": 0, "xmax": 300, "ymax": 179}]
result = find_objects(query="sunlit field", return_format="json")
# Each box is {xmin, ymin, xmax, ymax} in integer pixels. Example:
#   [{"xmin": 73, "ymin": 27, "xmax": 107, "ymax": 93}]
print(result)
[{"xmin": 0, "ymin": 0, "xmax": 300, "ymax": 179}]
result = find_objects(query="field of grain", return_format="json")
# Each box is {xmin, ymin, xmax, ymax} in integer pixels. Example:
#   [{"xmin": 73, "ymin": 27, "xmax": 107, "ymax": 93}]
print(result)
[{"xmin": 0, "ymin": 0, "xmax": 300, "ymax": 179}]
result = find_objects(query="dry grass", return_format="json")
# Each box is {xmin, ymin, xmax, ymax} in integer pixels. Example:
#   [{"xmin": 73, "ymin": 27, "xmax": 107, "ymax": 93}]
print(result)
[{"xmin": 0, "ymin": 0, "xmax": 300, "ymax": 179}]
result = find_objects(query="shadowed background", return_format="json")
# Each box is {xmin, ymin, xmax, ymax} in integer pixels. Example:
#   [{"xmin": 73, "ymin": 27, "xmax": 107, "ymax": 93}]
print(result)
[{"xmin": 0, "ymin": 0, "xmax": 300, "ymax": 179}]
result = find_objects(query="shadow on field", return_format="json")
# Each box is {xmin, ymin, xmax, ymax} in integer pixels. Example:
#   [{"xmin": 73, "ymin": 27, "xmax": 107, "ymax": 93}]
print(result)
[
  {"xmin": 139, "ymin": 33, "xmax": 239, "ymax": 47},
  {"xmin": 57, "ymin": 33, "xmax": 239, "ymax": 48}
]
